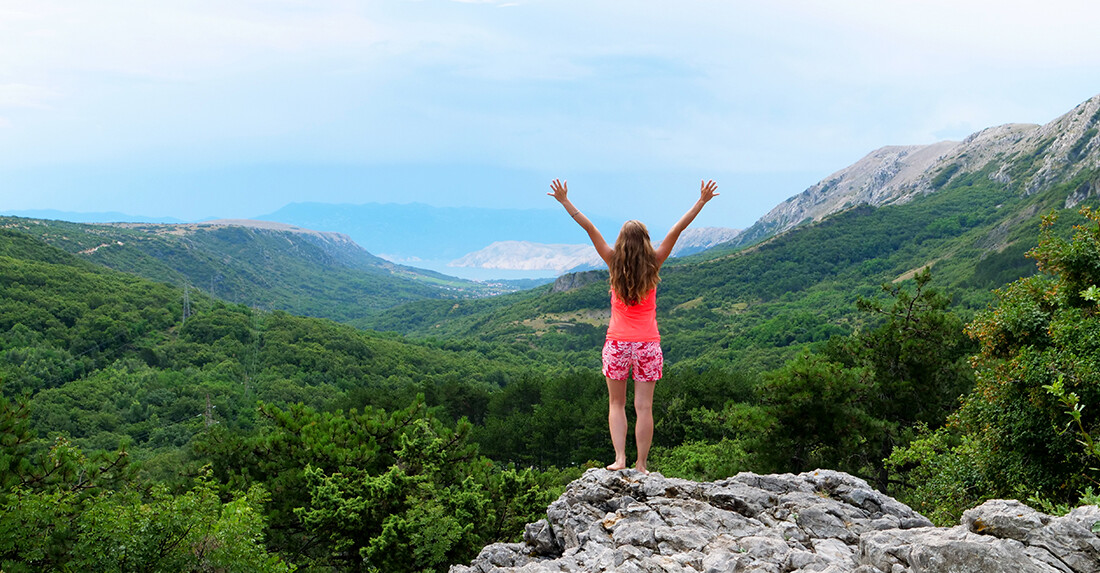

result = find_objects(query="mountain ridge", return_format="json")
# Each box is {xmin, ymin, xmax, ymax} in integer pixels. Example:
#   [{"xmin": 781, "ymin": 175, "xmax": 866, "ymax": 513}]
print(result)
[
  {"xmin": 733, "ymin": 93, "xmax": 1100, "ymax": 248},
  {"xmin": 0, "ymin": 216, "xmax": 522, "ymax": 325}
]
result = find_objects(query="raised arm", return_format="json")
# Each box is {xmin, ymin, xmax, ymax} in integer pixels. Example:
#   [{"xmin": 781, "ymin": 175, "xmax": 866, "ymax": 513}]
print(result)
[
  {"xmin": 654, "ymin": 179, "xmax": 719, "ymax": 266},
  {"xmin": 548, "ymin": 179, "xmax": 614, "ymax": 265}
]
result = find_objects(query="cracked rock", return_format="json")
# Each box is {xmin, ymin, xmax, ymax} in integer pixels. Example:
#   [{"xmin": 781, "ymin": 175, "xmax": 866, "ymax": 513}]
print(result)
[{"xmin": 451, "ymin": 469, "xmax": 1100, "ymax": 573}]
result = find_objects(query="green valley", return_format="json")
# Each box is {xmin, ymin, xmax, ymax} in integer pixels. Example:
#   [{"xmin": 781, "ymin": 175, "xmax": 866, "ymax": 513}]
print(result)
[{"xmin": 4, "ymin": 92, "xmax": 1100, "ymax": 572}]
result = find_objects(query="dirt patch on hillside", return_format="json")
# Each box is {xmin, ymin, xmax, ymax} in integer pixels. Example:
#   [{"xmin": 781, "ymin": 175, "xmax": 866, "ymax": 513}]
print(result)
[{"xmin": 519, "ymin": 309, "xmax": 609, "ymax": 335}]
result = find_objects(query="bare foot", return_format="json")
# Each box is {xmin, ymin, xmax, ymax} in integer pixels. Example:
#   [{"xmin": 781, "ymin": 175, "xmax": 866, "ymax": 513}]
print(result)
[
  {"xmin": 634, "ymin": 464, "xmax": 649, "ymax": 475},
  {"xmin": 606, "ymin": 462, "xmax": 628, "ymax": 471}
]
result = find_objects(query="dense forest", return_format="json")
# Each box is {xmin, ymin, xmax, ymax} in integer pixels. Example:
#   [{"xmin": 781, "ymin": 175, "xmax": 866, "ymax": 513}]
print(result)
[{"xmin": 3, "ymin": 160, "xmax": 1100, "ymax": 570}]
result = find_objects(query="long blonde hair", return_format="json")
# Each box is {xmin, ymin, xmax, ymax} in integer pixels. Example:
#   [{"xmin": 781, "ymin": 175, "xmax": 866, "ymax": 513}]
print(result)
[{"xmin": 610, "ymin": 220, "xmax": 660, "ymax": 305}]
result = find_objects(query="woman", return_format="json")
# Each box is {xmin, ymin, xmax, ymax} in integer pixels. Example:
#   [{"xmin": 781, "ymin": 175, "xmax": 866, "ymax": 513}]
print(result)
[{"xmin": 548, "ymin": 178, "xmax": 719, "ymax": 473}]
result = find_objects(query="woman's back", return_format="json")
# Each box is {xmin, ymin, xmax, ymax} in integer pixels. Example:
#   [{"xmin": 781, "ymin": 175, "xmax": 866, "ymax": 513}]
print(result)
[{"xmin": 607, "ymin": 288, "xmax": 660, "ymax": 342}]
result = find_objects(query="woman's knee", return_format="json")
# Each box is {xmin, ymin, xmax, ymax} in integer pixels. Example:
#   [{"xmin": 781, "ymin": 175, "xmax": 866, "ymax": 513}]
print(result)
[
  {"xmin": 606, "ymin": 377, "xmax": 628, "ymax": 406},
  {"xmin": 633, "ymin": 381, "xmax": 655, "ymax": 411}
]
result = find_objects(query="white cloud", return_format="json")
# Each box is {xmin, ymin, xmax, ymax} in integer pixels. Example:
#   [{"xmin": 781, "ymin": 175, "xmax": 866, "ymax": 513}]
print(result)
[
  {"xmin": 0, "ymin": 84, "xmax": 57, "ymax": 109},
  {"xmin": 2, "ymin": 0, "xmax": 1100, "ymax": 213},
  {"xmin": 0, "ymin": 1, "xmax": 387, "ymax": 82}
]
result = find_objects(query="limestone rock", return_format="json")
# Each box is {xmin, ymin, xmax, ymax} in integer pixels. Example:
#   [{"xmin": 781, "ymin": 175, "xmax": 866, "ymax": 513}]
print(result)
[
  {"xmin": 551, "ymin": 270, "xmax": 607, "ymax": 293},
  {"xmin": 451, "ymin": 469, "xmax": 1100, "ymax": 573}
]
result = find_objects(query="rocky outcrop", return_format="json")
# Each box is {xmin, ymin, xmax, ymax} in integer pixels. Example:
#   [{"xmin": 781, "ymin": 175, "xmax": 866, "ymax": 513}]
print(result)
[
  {"xmin": 451, "ymin": 468, "xmax": 1100, "ymax": 573},
  {"xmin": 551, "ymin": 270, "xmax": 607, "ymax": 293}
]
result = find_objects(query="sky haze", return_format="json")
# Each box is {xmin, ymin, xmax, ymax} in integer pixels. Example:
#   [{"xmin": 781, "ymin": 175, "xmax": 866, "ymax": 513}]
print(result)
[{"xmin": 3, "ymin": 1, "xmax": 1100, "ymax": 232}]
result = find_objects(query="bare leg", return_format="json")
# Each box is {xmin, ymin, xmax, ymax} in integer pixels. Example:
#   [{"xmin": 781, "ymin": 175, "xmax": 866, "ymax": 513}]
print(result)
[
  {"xmin": 605, "ymin": 377, "xmax": 628, "ymax": 470},
  {"xmin": 633, "ymin": 379, "xmax": 656, "ymax": 474}
]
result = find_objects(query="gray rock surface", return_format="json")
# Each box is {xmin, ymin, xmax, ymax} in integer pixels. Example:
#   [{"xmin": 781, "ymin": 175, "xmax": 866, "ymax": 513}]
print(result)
[
  {"xmin": 551, "ymin": 270, "xmax": 608, "ymax": 293},
  {"xmin": 451, "ymin": 468, "xmax": 1100, "ymax": 573}
]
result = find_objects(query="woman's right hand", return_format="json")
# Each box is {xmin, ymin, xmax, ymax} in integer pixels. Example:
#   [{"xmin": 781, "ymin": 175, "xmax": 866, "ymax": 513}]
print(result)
[{"xmin": 548, "ymin": 179, "xmax": 568, "ymax": 202}]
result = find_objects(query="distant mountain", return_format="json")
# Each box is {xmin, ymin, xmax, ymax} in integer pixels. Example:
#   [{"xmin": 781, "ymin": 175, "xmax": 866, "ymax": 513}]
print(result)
[
  {"xmin": 451, "ymin": 241, "xmax": 602, "ymax": 272},
  {"xmin": 669, "ymin": 226, "xmax": 743, "ymax": 256},
  {"xmin": 0, "ymin": 217, "xmax": 519, "ymax": 324},
  {"xmin": 0, "ymin": 209, "xmax": 190, "ymax": 224},
  {"xmin": 733, "ymin": 93, "xmax": 1100, "ymax": 247},
  {"xmin": 255, "ymin": 202, "xmax": 624, "ymax": 263},
  {"xmin": 449, "ymin": 226, "xmax": 741, "ymax": 274}
]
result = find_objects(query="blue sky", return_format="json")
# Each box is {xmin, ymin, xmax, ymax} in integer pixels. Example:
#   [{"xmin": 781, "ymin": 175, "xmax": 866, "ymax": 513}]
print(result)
[{"xmin": 3, "ymin": 0, "xmax": 1100, "ymax": 232}]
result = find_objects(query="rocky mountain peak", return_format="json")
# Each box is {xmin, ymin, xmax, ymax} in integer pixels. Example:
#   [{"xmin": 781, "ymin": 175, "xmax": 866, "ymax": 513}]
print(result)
[
  {"xmin": 736, "ymin": 92, "xmax": 1100, "ymax": 249},
  {"xmin": 743, "ymin": 140, "xmax": 960, "ymax": 243},
  {"xmin": 1019, "ymin": 94, "xmax": 1100, "ymax": 194},
  {"xmin": 453, "ymin": 468, "xmax": 1100, "ymax": 573}
]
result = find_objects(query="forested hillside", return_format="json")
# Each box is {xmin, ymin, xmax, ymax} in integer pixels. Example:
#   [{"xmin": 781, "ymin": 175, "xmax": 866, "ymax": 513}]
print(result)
[
  {"xmin": 0, "ymin": 217, "xmax": 518, "ymax": 323},
  {"xmin": 0, "ymin": 226, "xmax": 781, "ymax": 570},
  {"xmin": 0, "ymin": 228, "xmax": 573, "ymax": 571}
]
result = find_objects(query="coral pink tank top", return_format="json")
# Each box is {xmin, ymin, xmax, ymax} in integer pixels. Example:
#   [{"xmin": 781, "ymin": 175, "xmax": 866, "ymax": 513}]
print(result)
[{"xmin": 606, "ymin": 288, "xmax": 660, "ymax": 342}]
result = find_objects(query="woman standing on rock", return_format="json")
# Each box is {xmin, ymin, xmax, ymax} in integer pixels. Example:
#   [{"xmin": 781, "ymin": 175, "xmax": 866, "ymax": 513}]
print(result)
[{"xmin": 548, "ymin": 178, "xmax": 719, "ymax": 473}]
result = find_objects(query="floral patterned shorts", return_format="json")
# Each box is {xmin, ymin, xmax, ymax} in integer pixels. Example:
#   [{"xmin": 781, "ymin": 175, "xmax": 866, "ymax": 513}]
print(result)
[{"xmin": 602, "ymin": 340, "xmax": 663, "ymax": 382}]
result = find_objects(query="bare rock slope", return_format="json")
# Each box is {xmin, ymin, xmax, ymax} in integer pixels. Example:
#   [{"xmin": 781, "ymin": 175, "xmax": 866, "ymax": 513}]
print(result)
[
  {"xmin": 738, "ymin": 93, "xmax": 1100, "ymax": 247},
  {"xmin": 453, "ymin": 468, "xmax": 1100, "ymax": 573}
]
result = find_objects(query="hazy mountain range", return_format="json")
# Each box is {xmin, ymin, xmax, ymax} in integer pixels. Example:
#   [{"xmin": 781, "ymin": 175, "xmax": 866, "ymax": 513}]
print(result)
[
  {"xmin": 450, "ymin": 227, "xmax": 746, "ymax": 273},
  {"xmin": 250, "ymin": 203, "xmax": 742, "ymax": 277},
  {"xmin": 0, "ymin": 204, "xmax": 742, "ymax": 279},
  {"xmin": 255, "ymin": 202, "xmax": 619, "ymax": 261},
  {"xmin": 21, "ymin": 92, "xmax": 1098, "ymax": 281}
]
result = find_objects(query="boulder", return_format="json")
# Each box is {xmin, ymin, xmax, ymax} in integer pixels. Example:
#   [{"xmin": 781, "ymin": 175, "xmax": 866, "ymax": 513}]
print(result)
[{"xmin": 451, "ymin": 469, "xmax": 1100, "ymax": 573}]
